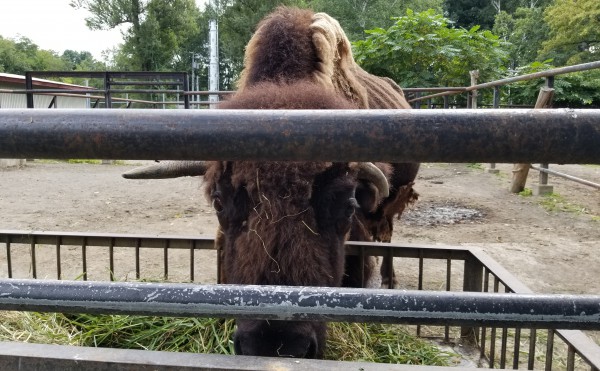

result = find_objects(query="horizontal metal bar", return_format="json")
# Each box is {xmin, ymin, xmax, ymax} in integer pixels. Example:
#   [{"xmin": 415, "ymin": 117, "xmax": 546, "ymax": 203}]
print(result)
[
  {"xmin": 1, "ymin": 109, "xmax": 599, "ymax": 163},
  {"xmin": 108, "ymin": 89, "xmax": 183, "ymax": 94},
  {"xmin": 465, "ymin": 61, "xmax": 600, "ymax": 92},
  {"xmin": 109, "ymin": 81, "xmax": 184, "ymax": 86},
  {"xmin": 0, "ymin": 342, "xmax": 464, "ymax": 371},
  {"xmin": 0, "ymin": 230, "xmax": 215, "ymax": 250},
  {"xmin": 0, "ymin": 279, "xmax": 599, "ymax": 329},
  {"xmin": 11, "ymin": 89, "xmax": 99, "ymax": 94},
  {"xmin": 26, "ymin": 71, "xmax": 187, "ymax": 79},
  {"xmin": 403, "ymin": 87, "xmax": 466, "ymax": 93},
  {"xmin": 408, "ymin": 61, "xmax": 600, "ymax": 102},
  {"xmin": 530, "ymin": 164, "xmax": 600, "ymax": 189},
  {"xmin": 0, "ymin": 230, "xmax": 480, "ymax": 259}
]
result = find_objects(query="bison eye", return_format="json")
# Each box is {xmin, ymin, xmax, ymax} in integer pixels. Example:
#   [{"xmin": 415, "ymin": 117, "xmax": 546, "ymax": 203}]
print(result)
[
  {"xmin": 345, "ymin": 197, "xmax": 359, "ymax": 218},
  {"xmin": 212, "ymin": 192, "xmax": 224, "ymax": 213}
]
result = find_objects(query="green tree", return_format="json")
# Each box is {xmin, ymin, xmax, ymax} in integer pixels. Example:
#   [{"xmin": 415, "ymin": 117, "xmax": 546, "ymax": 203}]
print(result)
[
  {"xmin": 72, "ymin": 0, "xmax": 200, "ymax": 71},
  {"xmin": 493, "ymin": 7, "xmax": 549, "ymax": 68},
  {"xmin": 309, "ymin": 0, "xmax": 444, "ymax": 41},
  {"xmin": 541, "ymin": 0, "xmax": 600, "ymax": 65},
  {"xmin": 444, "ymin": 0, "xmax": 501, "ymax": 30},
  {"xmin": 0, "ymin": 36, "xmax": 32, "ymax": 74},
  {"xmin": 353, "ymin": 9, "xmax": 509, "ymax": 88},
  {"xmin": 0, "ymin": 36, "xmax": 71, "ymax": 74}
]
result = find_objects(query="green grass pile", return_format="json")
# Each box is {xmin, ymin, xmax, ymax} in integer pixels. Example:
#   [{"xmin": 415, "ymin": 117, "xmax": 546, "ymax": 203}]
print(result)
[{"xmin": 0, "ymin": 311, "xmax": 456, "ymax": 365}]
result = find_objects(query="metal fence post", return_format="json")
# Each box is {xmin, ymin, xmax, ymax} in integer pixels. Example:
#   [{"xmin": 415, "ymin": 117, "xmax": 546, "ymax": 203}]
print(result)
[
  {"xmin": 487, "ymin": 86, "xmax": 501, "ymax": 174},
  {"xmin": 461, "ymin": 254, "xmax": 484, "ymax": 342}
]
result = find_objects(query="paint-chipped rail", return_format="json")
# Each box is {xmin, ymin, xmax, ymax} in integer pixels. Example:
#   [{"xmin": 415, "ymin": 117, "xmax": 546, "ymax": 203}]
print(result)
[
  {"xmin": 1, "ymin": 109, "xmax": 600, "ymax": 163},
  {"xmin": 0, "ymin": 279, "xmax": 599, "ymax": 330}
]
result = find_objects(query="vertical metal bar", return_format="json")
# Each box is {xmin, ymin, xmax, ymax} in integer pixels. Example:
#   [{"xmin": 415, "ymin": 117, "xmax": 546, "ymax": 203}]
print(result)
[
  {"xmin": 539, "ymin": 163, "xmax": 549, "ymax": 185},
  {"xmin": 500, "ymin": 285, "xmax": 510, "ymax": 369},
  {"xmin": 387, "ymin": 247, "xmax": 394, "ymax": 289},
  {"xmin": 56, "ymin": 236, "xmax": 62, "ymax": 280},
  {"xmin": 545, "ymin": 329, "xmax": 555, "ymax": 371},
  {"xmin": 25, "ymin": 72, "xmax": 34, "ymax": 108},
  {"xmin": 105, "ymin": 72, "xmax": 112, "ymax": 108},
  {"xmin": 5, "ymin": 237, "xmax": 12, "ymax": 278},
  {"xmin": 489, "ymin": 276, "xmax": 500, "ymax": 368},
  {"xmin": 217, "ymin": 244, "xmax": 222, "ymax": 284},
  {"xmin": 528, "ymin": 329, "xmax": 537, "ymax": 370},
  {"xmin": 30, "ymin": 236, "xmax": 37, "ymax": 279},
  {"xmin": 164, "ymin": 240, "xmax": 169, "ymax": 281},
  {"xmin": 480, "ymin": 268, "xmax": 490, "ymax": 360},
  {"xmin": 82, "ymin": 237, "xmax": 88, "ymax": 281},
  {"xmin": 462, "ymin": 254, "xmax": 483, "ymax": 340},
  {"xmin": 445, "ymin": 257, "xmax": 451, "ymax": 342},
  {"xmin": 109, "ymin": 237, "xmax": 115, "ymax": 281},
  {"xmin": 490, "ymin": 86, "xmax": 501, "ymax": 171},
  {"xmin": 190, "ymin": 240, "xmax": 195, "ymax": 282},
  {"xmin": 513, "ymin": 328, "xmax": 521, "ymax": 369},
  {"xmin": 500, "ymin": 327, "xmax": 508, "ymax": 368},
  {"xmin": 413, "ymin": 92, "xmax": 421, "ymax": 109},
  {"xmin": 416, "ymin": 250, "xmax": 424, "ymax": 337},
  {"xmin": 135, "ymin": 238, "xmax": 141, "ymax": 280},
  {"xmin": 183, "ymin": 73, "xmax": 190, "ymax": 109},
  {"xmin": 359, "ymin": 246, "xmax": 365, "ymax": 287},
  {"xmin": 566, "ymin": 345, "xmax": 575, "ymax": 371},
  {"xmin": 492, "ymin": 86, "xmax": 500, "ymax": 109}
]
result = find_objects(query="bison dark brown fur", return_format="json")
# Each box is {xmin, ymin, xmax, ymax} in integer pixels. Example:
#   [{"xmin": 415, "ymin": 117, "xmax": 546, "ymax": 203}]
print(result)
[{"xmin": 205, "ymin": 81, "xmax": 383, "ymax": 358}]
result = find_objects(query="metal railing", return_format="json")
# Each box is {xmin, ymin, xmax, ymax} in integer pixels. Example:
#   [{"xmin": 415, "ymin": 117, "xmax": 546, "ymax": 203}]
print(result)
[
  {"xmin": 1, "ymin": 109, "xmax": 600, "ymax": 164},
  {"xmin": 0, "ymin": 230, "xmax": 599, "ymax": 370}
]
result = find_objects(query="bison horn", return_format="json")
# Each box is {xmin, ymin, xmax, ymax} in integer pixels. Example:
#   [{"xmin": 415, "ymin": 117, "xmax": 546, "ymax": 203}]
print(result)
[
  {"xmin": 121, "ymin": 161, "xmax": 207, "ymax": 179},
  {"xmin": 350, "ymin": 162, "xmax": 390, "ymax": 198}
]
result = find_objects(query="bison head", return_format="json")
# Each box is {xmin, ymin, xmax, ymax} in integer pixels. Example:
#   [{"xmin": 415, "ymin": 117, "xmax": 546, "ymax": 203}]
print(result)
[{"xmin": 206, "ymin": 81, "xmax": 389, "ymax": 358}]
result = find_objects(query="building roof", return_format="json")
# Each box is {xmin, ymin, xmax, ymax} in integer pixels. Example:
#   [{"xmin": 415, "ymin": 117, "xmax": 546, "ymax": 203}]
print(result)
[{"xmin": 0, "ymin": 72, "xmax": 93, "ymax": 90}]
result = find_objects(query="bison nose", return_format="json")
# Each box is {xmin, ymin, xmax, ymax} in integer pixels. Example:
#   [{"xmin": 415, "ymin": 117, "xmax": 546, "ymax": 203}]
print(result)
[{"xmin": 233, "ymin": 320, "xmax": 319, "ymax": 358}]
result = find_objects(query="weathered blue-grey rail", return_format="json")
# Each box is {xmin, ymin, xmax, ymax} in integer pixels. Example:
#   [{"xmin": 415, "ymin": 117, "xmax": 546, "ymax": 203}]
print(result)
[
  {"xmin": 1, "ymin": 108, "xmax": 600, "ymax": 163},
  {"xmin": 0, "ymin": 279, "xmax": 599, "ymax": 330}
]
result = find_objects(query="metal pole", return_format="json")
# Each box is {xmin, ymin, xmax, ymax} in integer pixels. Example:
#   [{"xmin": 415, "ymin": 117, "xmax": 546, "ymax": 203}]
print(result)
[
  {"xmin": 0, "ymin": 279, "xmax": 599, "ymax": 329},
  {"xmin": 208, "ymin": 0, "xmax": 219, "ymax": 109},
  {"xmin": 1, "ymin": 109, "xmax": 600, "ymax": 163},
  {"xmin": 531, "ymin": 165, "xmax": 600, "ymax": 189}
]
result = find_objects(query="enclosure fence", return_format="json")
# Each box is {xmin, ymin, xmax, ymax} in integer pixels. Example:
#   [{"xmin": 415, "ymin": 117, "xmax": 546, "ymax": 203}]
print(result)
[
  {"xmin": 1, "ymin": 108, "xmax": 600, "ymax": 370},
  {"xmin": 0, "ymin": 230, "xmax": 599, "ymax": 370}
]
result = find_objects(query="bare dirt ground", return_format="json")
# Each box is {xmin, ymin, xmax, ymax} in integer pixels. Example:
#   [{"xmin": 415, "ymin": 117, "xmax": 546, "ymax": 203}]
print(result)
[{"xmin": 1, "ymin": 161, "xmax": 599, "ymax": 351}]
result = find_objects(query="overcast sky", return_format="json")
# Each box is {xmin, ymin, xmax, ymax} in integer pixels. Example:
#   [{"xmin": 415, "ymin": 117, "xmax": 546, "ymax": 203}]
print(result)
[{"xmin": 0, "ymin": 0, "xmax": 207, "ymax": 60}]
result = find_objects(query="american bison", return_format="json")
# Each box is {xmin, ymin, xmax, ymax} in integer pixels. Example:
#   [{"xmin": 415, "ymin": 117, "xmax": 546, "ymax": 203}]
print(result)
[{"xmin": 124, "ymin": 6, "xmax": 419, "ymax": 358}]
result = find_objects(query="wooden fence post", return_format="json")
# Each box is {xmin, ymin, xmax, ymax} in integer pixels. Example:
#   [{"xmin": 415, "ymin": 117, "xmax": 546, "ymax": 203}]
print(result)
[{"xmin": 510, "ymin": 87, "xmax": 555, "ymax": 193}]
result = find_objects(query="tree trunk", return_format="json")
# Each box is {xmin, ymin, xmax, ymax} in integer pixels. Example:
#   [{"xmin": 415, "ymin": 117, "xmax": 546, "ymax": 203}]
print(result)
[{"xmin": 509, "ymin": 87, "xmax": 555, "ymax": 193}]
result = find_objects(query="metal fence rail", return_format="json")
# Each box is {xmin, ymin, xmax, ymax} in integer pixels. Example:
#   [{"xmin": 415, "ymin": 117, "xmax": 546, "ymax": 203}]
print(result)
[
  {"xmin": 1, "ymin": 108, "xmax": 600, "ymax": 163},
  {"xmin": 1, "ymin": 230, "xmax": 599, "ymax": 370},
  {"xmin": 1, "ymin": 279, "xmax": 599, "ymax": 329}
]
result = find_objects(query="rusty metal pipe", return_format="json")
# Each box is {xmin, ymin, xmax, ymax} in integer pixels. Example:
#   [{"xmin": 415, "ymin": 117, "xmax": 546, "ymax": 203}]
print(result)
[
  {"xmin": 0, "ymin": 279, "xmax": 599, "ymax": 329},
  {"xmin": 530, "ymin": 165, "xmax": 600, "ymax": 189},
  {"xmin": 1, "ymin": 108, "xmax": 599, "ymax": 164}
]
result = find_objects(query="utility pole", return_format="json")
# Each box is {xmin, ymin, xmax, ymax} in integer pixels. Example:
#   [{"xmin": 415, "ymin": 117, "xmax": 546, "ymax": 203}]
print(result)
[
  {"xmin": 190, "ymin": 52, "xmax": 200, "ymax": 107},
  {"xmin": 208, "ymin": 0, "xmax": 219, "ymax": 109}
]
